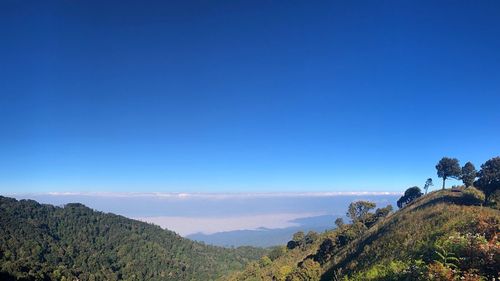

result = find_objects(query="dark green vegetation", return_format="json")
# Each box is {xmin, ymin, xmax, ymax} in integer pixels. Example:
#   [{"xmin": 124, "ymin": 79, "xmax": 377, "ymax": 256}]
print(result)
[
  {"xmin": 227, "ymin": 190, "xmax": 499, "ymax": 281},
  {"xmin": 227, "ymin": 156, "xmax": 500, "ymax": 281},
  {"xmin": 0, "ymin": 197, "xmax": 266, "ymax": 281}
]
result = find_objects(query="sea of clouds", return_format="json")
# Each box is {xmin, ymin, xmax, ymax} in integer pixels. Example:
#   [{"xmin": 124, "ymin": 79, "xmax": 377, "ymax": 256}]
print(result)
[{"xmin": 10, "ymin": 192, "xmax": 400, "ymax": 236}]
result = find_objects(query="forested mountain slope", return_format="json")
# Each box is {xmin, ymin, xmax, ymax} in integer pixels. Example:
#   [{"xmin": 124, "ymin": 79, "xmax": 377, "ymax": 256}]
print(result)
[
  {"xmin": 0, "ymin": 196, "xmax": 266, "ymax": 281},
  {"xmin": 226, "ymin": 190, "xmax": 500, "ymax": 281}
]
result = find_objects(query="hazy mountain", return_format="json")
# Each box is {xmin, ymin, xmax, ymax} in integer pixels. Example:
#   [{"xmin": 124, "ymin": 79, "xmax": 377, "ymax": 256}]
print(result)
[{"xmin": 188, "ymin": 215, "xmax": 336, "ymax": 247}]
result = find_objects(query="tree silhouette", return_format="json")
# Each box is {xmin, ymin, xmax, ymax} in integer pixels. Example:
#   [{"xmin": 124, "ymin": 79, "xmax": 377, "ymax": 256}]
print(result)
[
  {"xmin": 436, "ymin": 157, "xmax": 461, "ymax": 189},
  {"xmin": 476, "ymin": 157, "xmax": 500, "ymax": 197},
  {"xmin": 397, "ymin": 186, "xmax": 423, "ymax": 208},
  {"xmin": 424, "ymin": 178, "xmax": 433, "ymax": 194},
  {"xmin": 461, "ymin": 162, "xmax": 477, "ymax": 188}
]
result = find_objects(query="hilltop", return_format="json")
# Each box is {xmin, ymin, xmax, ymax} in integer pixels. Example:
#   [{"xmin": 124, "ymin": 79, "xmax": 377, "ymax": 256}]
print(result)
[
  {"xmin": 225, "ymin": 189, "xmax": 499, "ymax": 280},
  {"xmin": 0, "ymin": 196, "xmax": 267, "ymax": 281}
]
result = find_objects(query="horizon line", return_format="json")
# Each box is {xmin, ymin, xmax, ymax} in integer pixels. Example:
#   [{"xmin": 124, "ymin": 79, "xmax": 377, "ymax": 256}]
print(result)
[{"xmin": 5, "ymin": 191, "xmax": 402, "ymax": 199}]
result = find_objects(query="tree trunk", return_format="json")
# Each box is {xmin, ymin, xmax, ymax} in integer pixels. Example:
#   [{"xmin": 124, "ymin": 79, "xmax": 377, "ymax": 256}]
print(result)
[{"xmin": 442, "ymin": 177, "xmax": 446, "ymax": 190}]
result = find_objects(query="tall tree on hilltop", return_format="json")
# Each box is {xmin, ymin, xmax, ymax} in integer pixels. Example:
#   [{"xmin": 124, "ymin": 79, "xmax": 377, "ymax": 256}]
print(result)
[
  {"xmin": 461, "ymin": 162, "xmax": 477, "ymax": 188},
  {"xmin": 436, "ymin": 157, "xmax": 461, "ymax": 190},
  {"xmin": 424, "ymin": 178, "xmax": 433, "ymax": 194},
  {"xmin": 476, "ymin": 157, "xmax": 500, "ymax": 197}
]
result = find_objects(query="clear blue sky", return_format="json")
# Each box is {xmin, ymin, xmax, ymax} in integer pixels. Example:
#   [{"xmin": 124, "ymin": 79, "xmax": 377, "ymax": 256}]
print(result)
[{"xmin": 1, "ymin": 0, "xmax": 499, "ymax": 193}]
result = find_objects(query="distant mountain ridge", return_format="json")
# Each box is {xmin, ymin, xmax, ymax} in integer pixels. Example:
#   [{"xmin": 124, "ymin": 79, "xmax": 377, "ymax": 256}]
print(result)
[{"xmin": 188, "ymin": 215, "xmax": 336, "ymax": 247}]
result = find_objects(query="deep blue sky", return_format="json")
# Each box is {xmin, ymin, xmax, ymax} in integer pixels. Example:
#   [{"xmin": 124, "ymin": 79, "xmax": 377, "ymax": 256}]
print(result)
[{"xmin": 1, "ymin": 0, "xmax": 499, "ymax": 193}]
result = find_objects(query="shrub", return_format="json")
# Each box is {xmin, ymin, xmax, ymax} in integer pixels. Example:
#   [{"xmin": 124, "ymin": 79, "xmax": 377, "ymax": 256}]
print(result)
[
  {"xmin": 346, "ymin": 260, "xmax": 426, "ymax": 281},
  {"xmin": 427, "ymin": 262, "xmax": 455, "ymax": 281},
  {"xmin": 268, "ymin": 246, "xmax": 286, "ymax": 261},
  {"xmin": 287, "ymin": 231, "xmax": 305, "ymax": 249},
  {"xmin": 486, "ymin": 190, "xmax": 500, "ymax": 209},
  {"xmin": 286, "ymin": 259, "xmax": 321, "ymax": 281},
  {"xmin": 273, "ymin": 265, "xmax": 293, "ymax": 281},
  {"xmin": 397, "ymin": 186, "xmax": 423, "ymax": 208},
  {"xmin": 304, "ymin": 231, "xmax": 319, "ymax": 245},
  {"xmin": 315, "ymin": 237, "xmax": 336, "ymax": 264},
  {"xmin": 462, "ymin": 187, "xmax": 485, "ymax": 205},
  {"xmin": 259, "ymin": 256, "xmax": 272, "ymax": 267}
]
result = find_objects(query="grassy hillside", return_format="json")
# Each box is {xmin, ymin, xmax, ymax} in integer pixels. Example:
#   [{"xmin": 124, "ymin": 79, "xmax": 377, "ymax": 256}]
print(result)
[
  {"xmin": 226, "ymin": 190, "xmax": 499, "ymax": 281},
  {"xmin": 0, "ymin": 196, "xmax": 267, "ymax": 281}
]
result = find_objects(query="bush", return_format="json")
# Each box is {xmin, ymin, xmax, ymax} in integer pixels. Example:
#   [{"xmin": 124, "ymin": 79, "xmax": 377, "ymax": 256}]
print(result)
[
  {"xmin": 259, "ymin": 256, "xmax": 272, "ymax": 267},
  {"xmin": 427, "ymin": 262, "xmax": 455, "ymax": 281},
  {"xmin": 397, "ymin": 186, "xmax": 423, "ymax": 208},
  {"xmin": 315, "ymin": 237, "xmax": 336, "ymax": 264},
  {"xmin": 486, "ymin": 190, "xmax": 500, "ymax": 209},
  {"xmin": 268, "ymin": 246, "xmax": 286, "ymax": 261},
  {"xmin": 462, "ymin": 187, "xmax": 485, "ymax": 205},
  {"xmin": 286, "ymin": 259, "xmax": 321, "ymax": 281}
]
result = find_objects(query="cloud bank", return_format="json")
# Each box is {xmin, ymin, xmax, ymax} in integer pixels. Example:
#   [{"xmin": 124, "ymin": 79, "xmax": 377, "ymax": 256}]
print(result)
[
  {"xmin": 135, "ymin": 212, "xmax": 322, "ymax": 236},
  {"xmin": 11, "ymin": 191, "xmax": 401, "ymax": 200}
]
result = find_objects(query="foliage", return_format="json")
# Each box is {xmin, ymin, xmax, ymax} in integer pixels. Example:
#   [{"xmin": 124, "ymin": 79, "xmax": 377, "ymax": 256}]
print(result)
[
  {"xmin": 287, "ymin": 231, "xmax": 318, "ymax": 250},
  {"xmin": 486, "ymin": 190, "xmax": 500, "ymax": 209},
  {"xmin": 285, "ymin": 259, "xmax": 321, "ymax": 281},
  {"xmin": 0, "ymin": 196, "xmax": 266, "ymax": 281},
  {"xmin": 427, "ymin": 262, "xmax": 455, "ymax": 281},
  {"xmin": 365, "ymin": 205, "xmax": 393, "ymax": 228},
  {"xmin": 433, "ymin": 245, "xmax": 459, "ymax": 269},
  {"xmin": 316, "ymin": 236, "xmax": 336, "ymax": 264},
  {"xmin": 462, "ymin": 162, "xmax": 477, "ymax": 188},
  {"xmin": 347, "ymin": 201, "xmax": 376, "ymax": 224},
  {"xmin": 335, "ymin": 217, "xmax": 345, "ymax": 228},
  {"xmin": 424, "ymin": 178, "xmax": 434, "ymax": 194},
  {"xmin": 462, "ymin": 187, "xmax": 485, "ymax": 205},
  {"xmin": 287, "ymin": 231, "xmax": 305, "ymax": 250},
  {"xmin": 397, "ymin": 186, "xmax": 423, "ymax": 208},
  {"xmin": 436, "ymin": 157, "xmax": 462, "ymax": 189},
  {"xmin": 476, "ymin": 156, "xmax": 500, "ymax": 198},
  {"xmin": 259, "ymin": 256, "xmax": 272, "ymax": 267},
  {"xmin": 304, "ymin": 231, "xmax": 320, "ymax": 245},
  {"xmin": 345, "ymin": 260, "xmax": 427, "ymax": 281},
  {"xmin": 268, "ymin": 246, "xmax": 287, "ymax": 261}
]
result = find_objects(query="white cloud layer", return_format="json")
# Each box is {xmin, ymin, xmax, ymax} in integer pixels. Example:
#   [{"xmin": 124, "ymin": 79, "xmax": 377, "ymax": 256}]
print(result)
[
  {"xmin": 135, "ymin": 212, "xmax": 322, "ymax": 236},
  {"xmin": 10, "ymin": 191, "xmax": 401, "ymax": 199}
]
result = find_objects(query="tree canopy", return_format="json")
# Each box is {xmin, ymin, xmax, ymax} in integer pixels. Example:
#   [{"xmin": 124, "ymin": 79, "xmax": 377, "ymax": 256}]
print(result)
[
  {"xmin": 397, "ymin": 186, "xmax": 423, "ymax": 208},
  {"xmin": 423, "ymin": 178, "xmax": 433, "ymax": 194},
  {"xmin": 346, "ymin": 201, "xmax": 376, "ymax": 224},
  {"xmin": 476, "ymin": 156, "xmax": 500, "ymax": 197},
  {"xmin": 461, "ymin": 162, "xmax": 477, "ymax": 187},
  {"xmin": 436, "ymin": 157, "xmax": 461, "ymax": 189}
]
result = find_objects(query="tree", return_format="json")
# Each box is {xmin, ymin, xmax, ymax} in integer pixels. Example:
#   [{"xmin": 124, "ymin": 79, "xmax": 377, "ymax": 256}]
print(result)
[
  {"xmin": 436, "ymin": 157, "xmax": 461, "ymax": 189},
  {"xmin": 476, "ymin": 157, "xmax": 500, "ymax": 197},
  {"xmin": 334, "ymin": 218, "xmax": 344, "ymax": 228},
  {"xmin": 365, "ymin": 205, "xmax": 393, "ymax": 228},
  {"xmin": 292, "ymin": 231, "xmax": 305, "ymax": 242},
  {"xmin": 287, "ymin": 231, "xmax": 305, "ymax": 249},
  {"xmin": 424, "ymin": 178, "xmax": 433, "ymax": 194},
  {"xmin": 397, "ymin": 186, "xmax": 423, "ymax": 208},
  {"xmin": 304, "ymin": 231, "xmax": 319, "ymax": 245},
  {"xmin": 346, "ymin": 201, "xmax": 376, "ymax": 224},
  {"xmin": 374, "ymin": 204, "xmax": 393, "ymax": 218},
  {"xmin": 461, "ymin": 162, "xmax": 477, "ymax": 187}
]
